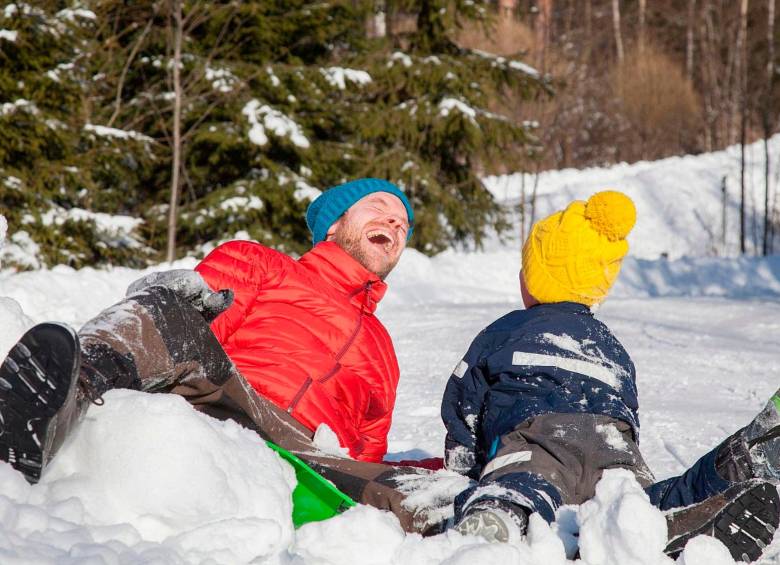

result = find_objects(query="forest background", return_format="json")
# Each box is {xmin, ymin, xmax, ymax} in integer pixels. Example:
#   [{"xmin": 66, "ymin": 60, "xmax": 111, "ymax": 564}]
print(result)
[{"xmin": 0, "ymin": 0, "xmax": 777, "ymax": 269}]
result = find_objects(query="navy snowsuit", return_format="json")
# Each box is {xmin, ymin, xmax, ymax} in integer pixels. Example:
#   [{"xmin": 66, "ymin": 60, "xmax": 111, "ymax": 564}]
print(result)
[{"xmin": 442, "ymin": 302, "xmax": 733, "ymax": 523}]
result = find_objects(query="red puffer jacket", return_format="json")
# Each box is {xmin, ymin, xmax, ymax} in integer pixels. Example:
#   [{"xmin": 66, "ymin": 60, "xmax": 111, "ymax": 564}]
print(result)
[{"xmin": 195, "ymin": 240, "xmax": 399, "ymax": 462}]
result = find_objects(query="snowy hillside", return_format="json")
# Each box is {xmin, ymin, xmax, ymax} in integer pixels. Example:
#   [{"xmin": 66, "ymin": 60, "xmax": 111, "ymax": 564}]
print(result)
[
  {"xmin": 1, "ymin": 141, "xmax": 780, "ymax": 564},
  {"xmin": 484, "ymin": 135, "xmax": 780, "ymax": 260}
]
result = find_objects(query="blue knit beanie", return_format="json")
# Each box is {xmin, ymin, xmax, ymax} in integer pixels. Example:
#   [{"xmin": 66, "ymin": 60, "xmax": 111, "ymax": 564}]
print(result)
[{"xmin": 306, "ymin": 178, "xmax": 414, "ymax": 245}]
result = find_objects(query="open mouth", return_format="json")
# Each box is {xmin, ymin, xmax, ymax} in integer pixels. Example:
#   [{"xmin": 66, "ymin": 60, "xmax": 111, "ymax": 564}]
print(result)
[{"xmin": 366, "ymin": 229, "xmax": 395, "ymax": 253}]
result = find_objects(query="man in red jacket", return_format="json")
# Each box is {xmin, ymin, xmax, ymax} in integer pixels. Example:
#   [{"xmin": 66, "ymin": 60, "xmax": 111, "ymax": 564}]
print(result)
[
  {"xmin": 191, "ymin": 179, "xmax": 413, "ymax": 462},
  {"xmin": 0, "ymin": 178, "xmax": 443, "ymax": 532}
]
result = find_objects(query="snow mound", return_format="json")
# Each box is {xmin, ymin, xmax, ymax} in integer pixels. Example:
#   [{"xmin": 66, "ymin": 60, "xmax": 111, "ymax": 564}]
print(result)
[
  {"xmin": 0, "ymin": 214, "xmax": 33, "ymax": 356},
  {"xmin": 1, "ymin": 390, "xmax": 296, "ymax": 563},
  {"xmin": 577, "ymin": 469, "xmax": 671, "ymax": 565},
  {"xmin": 0, "ymin": 296, "xmax": 33, "ymax": 358},
  {"xmin": 676, "ymin": 535, "xmax": 736, "ymax": 565},
  {"xmin": 0, "ymin": 258, "xmax": 197, "ymax": 327}
]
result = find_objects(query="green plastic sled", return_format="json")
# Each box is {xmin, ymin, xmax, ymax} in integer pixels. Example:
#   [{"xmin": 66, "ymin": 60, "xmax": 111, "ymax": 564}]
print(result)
[{"xmin": 266, "ymin": 441, "xmax": 356, "ymax": 527}]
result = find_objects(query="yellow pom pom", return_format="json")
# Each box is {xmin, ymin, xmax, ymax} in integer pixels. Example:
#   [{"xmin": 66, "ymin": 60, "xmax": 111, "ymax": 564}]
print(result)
[{"xmin": 584, "ymin": 190, "xmax": 636, "ymax": 241}]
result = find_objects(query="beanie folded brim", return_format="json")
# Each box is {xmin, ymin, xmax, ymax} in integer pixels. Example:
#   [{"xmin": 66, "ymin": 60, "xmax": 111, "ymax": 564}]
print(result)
[{"xmin": 306, "ymin": 178, "xmax": 414, "ymax": 245}]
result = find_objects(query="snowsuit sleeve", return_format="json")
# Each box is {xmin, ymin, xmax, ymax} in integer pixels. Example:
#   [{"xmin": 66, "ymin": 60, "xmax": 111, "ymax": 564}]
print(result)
[
  {"xmin": 194, "ymin": 240, "xmax": 279, "ymax": 344},
  {"xmin": 441, "ymin": 333, "xmax": 492, "ymax": 479},
  {"xmin": 359, "ymin": 406, "xmax": 393, "ymax": 463}
]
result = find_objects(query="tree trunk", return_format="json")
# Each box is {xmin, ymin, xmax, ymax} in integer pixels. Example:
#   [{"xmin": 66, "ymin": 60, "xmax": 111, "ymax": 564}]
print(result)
[
  {"xmin": 733, "ymin": 0, "xmax": 749, "ymax": 146},
  {"xmin": 166, "ymin": 0, "xmax": 183, "ymax": 263},
  {"xmin": 366, "ymin": 0, "xmax": 386, "ymax": 39},
  {"xmin": 764, "ymin": 0, "xmax": 775, "ymax": 255},
  {"xmin": 722, "ymin": 175, "xmax": 728, "ymax": 250},
  {"xmin": 612, "ymin": 0, "xmax": 624, "ymax": 62},
  {"xmin": 536, "ymin": 0, "xmax": 553, "ymax": 72},
  {"xmin": 700, "ymin": 0, "xmax": 723, "ymax": 150},
  {"xmin": 738, "ymin": 0, "xmax": 749, "ymax": 254},
  {"xmin": 385, "ymin": 0, "xmax": 393, "ymax": 40},
  {"xmin": 638, "ymin": 0, "xmax": 647, "ymax": 55},
  {"xmin": 529, "ymin": 167, "xmax": 540, "ymax": 229},
  {"xmin": 585, "ymin": 0, "xmax": 592, "ymax": 46},
  {"xmin": 520, "ymin": 171, "xmax": 527, "ymax": 240},
  {"xmin": 686, "ymin": 0, "xmax": 697, "ymax": 82}
]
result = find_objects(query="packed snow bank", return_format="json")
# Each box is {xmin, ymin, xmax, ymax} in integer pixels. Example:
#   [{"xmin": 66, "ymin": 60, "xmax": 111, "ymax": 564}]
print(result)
[
  {"xmin": 1, "ymin": 390, "xmax": 296, "ymax": 563},
  {"xmin": 0, "ymin": 391, "xmax": 696, "ymax": 564},
  {"xmin": 617, "ymin": 255, "xmax": 780, "ymax": 299},
  {"xmin": 0, "ymin": 214, "xmax": 33, "ymax": 356},
  {"xmin": 383, "ymin": 249, "xmax": 780, "ymax": 308},
  {"xmin": 0, "ymin": 296, "xmax": 33, "ymax": 358},
  {"xmin": 0, "ymin": 258, "xmax": 197, "ymax": 328},
  {"xmin": 484, "ymin": 134, "xmax": 780, "ymax": 260}
]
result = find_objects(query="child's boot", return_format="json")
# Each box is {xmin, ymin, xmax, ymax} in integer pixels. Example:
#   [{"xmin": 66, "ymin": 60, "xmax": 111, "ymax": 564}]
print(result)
[
  {"xmin": 454, "ymin": 499, "xmax": 529, "ymax": 544},
  {"xmin": 665, "ymin": 479, "xmax": 779, "ymax": 562}
]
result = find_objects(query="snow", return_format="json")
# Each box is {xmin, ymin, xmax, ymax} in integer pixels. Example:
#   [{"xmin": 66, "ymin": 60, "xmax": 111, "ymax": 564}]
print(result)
[
  {"xmin": 0, "ymin": 29, "xmax": 18, "ymax": 42},
  {"xmin": 219, "ymin": 195, "xmax": 264, "ymax": 212},
  {"xmin": 242, "ymin": 100, "xmax": 310, "ymax": 149},
  {"xmin": 484, "ymin": 134, "xmax": 780, "ymax": 259},
  {"xmin": 205, "ymin": 66, "xmax": 237, "ymax": 93},
  {"xmin": 508, "ymin": 60, "xmax": 542, "ymax": 78},
  {"xmin": 2, "ymin": 137, "xmax": 780, "ymax": 563},
  {"xmin": 9, "ymin": 205, "xmax": 146, "ymax": 254},
  {"xmin": 1, "ymin": 230, "xmax": 42, "ymax": 270},
  {"xmin": 577, "ymin": 469, "xmax": 672, "ymax": 565},
  {"xmin": 471, "ymin": 49, "xmax": 541, "ymax": 79},
  {"xmin": 676, "ymin": 535, "xmax": 736, "ymax": 565},
  {"xmin": 1, "ymin": 98, "xmax": 38, "ymax": 116},
  {"xmin": 267, "ymin": 66, "xmax": 281, "ymax": 87},
  {"xmin": 439, "ymin": 98, "xmax": 478, "ymax": 123},
  {"xmin": 0, "ymin": 219, "xmax": 33, "ymax": 358},
  {"xmin": 2, "ymin": 3, "xmax": 44, "ymax": 19},
  {"xmin": 313, "ymin": 424, "xmax": 350, "ymax": 457},
  {"xmin": 38, "ymin": 207, "xmax": 141, "ymax": 234},
  {"xmin": 84, "ymin": 123, "xmax": 154, "ymax": 144},
  {"xmin": 0, "ymin": 390, "xmax": 296, "ymax": 563},
  {"xmin": 389, "ymin": 51, "xmax": 413, "ymax": 68},
  {"xmin": 45, "ymin": 62, "xmax": 75, "ymax": 82},
  {"xmin": 595, "ymin": 423, "xmax": 630, "ymax": 452},
  {"xmin": 293, "ymin": 179, "xmax": 322, "ymax": 202},
  {"xmin": 320, "ymin": 67, "xmax": 372, "ymax": 90},
  {"xmin": 56, "ymin": 8, "xmax": 97, "ymax": 22},
  {"xmin": 3, "ymin": 175, "xmax": 22, "ymax": 190}
]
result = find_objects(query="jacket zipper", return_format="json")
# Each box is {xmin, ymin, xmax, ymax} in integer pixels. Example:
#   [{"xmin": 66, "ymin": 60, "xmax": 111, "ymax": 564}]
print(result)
[{"xmin": 287, "ymin": 281, "xmax": 373, "ymax": 414}]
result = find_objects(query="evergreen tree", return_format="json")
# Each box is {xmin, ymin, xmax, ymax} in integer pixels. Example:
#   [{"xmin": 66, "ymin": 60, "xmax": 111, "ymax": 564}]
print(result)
[
  {"xmin": 1, "ymin": 0, "xmax": 548, "ymax": 267},
  {"xmin": 0, "ymin": 1, "xmax": 156, "ymax": 268}
]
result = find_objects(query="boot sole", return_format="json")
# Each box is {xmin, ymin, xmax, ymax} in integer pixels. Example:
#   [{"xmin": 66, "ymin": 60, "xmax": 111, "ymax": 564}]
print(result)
[
  {"xmin": 665, "ymin": 481, "xmax": 780, "ymax": 562},
  {"xmin": 0, "ymin": 323, "xmax": 79, "ymax": 483},
  {"xmin": 455, "ymin": 510, "xmax": 512, "ymax": 543}
]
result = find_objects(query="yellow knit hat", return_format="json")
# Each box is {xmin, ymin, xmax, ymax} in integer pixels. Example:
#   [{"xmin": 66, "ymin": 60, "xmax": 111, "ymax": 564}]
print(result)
[{"xmin": 521, "ymin": 190, "xmax": 637, "ymax": 306}]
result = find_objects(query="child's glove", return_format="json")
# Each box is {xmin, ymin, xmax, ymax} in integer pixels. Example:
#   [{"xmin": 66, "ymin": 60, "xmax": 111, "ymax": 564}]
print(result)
[{"xmin": 127, "ymin": 269, "xmax": 234, "ymax": 323}]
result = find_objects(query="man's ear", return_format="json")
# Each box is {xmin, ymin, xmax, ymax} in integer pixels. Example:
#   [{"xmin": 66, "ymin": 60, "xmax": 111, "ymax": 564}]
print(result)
[{"xmin": 325, "ymin": 217, "xmax": 342, "ymax": 241}]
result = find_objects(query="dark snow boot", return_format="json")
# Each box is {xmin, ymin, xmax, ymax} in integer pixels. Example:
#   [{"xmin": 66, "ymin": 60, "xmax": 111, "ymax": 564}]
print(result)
[
  {"xmin": 0, "ymin": 323, "xmax": 82, "ymax": 484},
  {"xmin": 664, "ymin": 480, "xmax": 779, "ymax": 562}
]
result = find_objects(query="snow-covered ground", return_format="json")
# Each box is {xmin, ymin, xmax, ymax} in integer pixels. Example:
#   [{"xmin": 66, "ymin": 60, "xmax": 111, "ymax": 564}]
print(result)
[{"xmin": 1, "ymin": 139, "xmax": 780, "ymax": 563}]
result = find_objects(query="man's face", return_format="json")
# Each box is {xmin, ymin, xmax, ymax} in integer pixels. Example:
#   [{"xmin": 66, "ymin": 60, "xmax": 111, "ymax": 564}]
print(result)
[{"xmin": 326, "ymin": 192, "xmax": 410, "ymax": 279}]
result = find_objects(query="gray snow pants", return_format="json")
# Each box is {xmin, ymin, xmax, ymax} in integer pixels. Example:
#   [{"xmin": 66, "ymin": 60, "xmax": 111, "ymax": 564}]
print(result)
[
  {"xmin": 76, "ymin": 286, "xmax": 444, "ymax": 534},
  {"xmin": 455, "ymin": 413, "xmax": 654, "ymax": 523}
]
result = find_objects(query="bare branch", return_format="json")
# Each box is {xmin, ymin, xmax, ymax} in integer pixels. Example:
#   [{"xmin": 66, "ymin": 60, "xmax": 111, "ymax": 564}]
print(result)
[{"xmin": 107, "ymin": 4, "xmax": 160, "ymax": 127}]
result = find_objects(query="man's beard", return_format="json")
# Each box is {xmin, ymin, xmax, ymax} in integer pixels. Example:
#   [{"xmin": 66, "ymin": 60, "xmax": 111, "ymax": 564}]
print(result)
[{"xmin": 331, "ymin": 220, "xmax": 399, "ymax": 280}]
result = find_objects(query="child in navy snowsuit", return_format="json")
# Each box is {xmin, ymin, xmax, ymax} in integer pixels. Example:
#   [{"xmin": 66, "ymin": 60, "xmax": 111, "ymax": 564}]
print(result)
[{"xmin": 443, "ymin": 191, "xmax": 780, "ymax": 549}]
